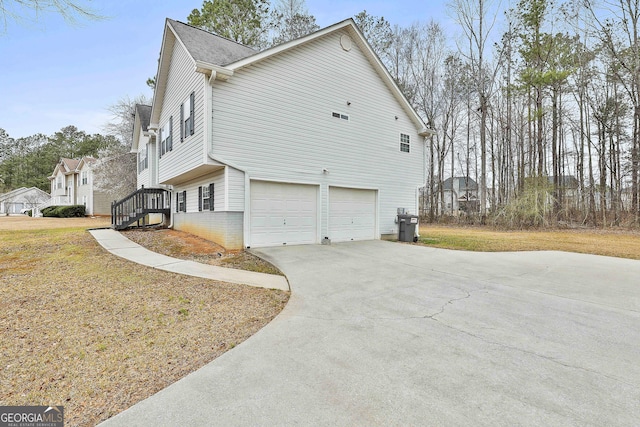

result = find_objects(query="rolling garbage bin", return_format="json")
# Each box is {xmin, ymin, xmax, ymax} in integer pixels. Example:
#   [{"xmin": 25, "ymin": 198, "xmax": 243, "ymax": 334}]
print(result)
[{"xmin": 398, "ymin": 214, "xmax": 419, "ymax": 242}]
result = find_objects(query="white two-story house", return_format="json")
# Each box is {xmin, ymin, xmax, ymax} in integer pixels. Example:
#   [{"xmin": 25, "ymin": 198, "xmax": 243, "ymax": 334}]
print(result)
[
  {"xmin": 131, "ymin": 18, "xmax": 433, "ymax": 249},
  {"xmin": 49, "ymin": 157, "xmax": 110, "ymax": 215}
]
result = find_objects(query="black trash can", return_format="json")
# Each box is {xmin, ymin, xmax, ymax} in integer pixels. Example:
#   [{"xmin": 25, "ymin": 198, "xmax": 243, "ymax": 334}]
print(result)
[{"xmin": 398, "ymin": 214, "xmax": 419, "ymax": 242}]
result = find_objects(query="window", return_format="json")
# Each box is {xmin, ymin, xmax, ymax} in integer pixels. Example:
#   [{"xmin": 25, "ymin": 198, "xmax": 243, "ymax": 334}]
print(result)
[
  {"xmin": 160, "ymin": 117, "xmax": 173, "ymax": 157},
  {"xmin": 400, "ymin": 133, "xmax": 410, "ymax": 153},
  {"xmin": 198, "ymin": 183, "xmax": 215, "ymax": 212},
  {"xmin": 138, "ymin": 145, "xmax": 148, "ymax": 171},
  {"xmin": 56, "ymin": 176, "xmax": 63, "ymax": 190},
  {"xmin": 176, "ymin": 190, "xmax": 186, "ymax": 213},
  {"xmin": 332, "ymin": 111, "xmax": 349, "ymax": 121},
  {"xmin": 181, "ymin": 92, "xmax": 195, "ymax": 141},
  {"xmin": 81, "ymin": 171, "xmax": 88, "ymax": 185}
]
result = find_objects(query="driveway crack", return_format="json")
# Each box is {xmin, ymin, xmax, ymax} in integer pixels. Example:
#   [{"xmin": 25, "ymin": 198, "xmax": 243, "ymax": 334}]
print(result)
[{"xmin": 423, "ymin": 288, "xmax": 472, "ymax": 320}]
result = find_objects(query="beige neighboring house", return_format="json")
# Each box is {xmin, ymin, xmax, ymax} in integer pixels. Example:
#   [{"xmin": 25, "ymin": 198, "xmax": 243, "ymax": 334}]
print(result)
[
  {"xmin": 47, "ymin": 157, "xmax": 111, "ymax": 215},
  {"xmin": 0, "ymin": 187, "xmax": 50, "ymax": 214}
]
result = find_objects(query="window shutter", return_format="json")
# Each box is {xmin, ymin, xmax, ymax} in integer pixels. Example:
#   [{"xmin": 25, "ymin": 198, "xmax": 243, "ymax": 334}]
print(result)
[
  {"xmin": 158, "ymin": 128, "xmax": 163, "ymax": 158},
  {"xmin": 198, "ymin": 186, "xmax": 202, "ymax": 211},
  {"xmin": 169, "ymin": 116, "xmax": 173, "ymax": 151},
  {"xmin": 180, "ymin": 103, "xmax": 184, "ymax": 142},
  {"xmin": 182, "ymin": 191, "xmax": 187, "ymax": 212},
  {"xmin": 175, "ymin": 192, "xmax": 179, "ymax": 213},
  {"xmin": 209, "ymin": 183, "xmax": 215, "ymax": 211},
  {"xmin": 189, "ymin": 92, "xmax": 195, "ymax": 135}
]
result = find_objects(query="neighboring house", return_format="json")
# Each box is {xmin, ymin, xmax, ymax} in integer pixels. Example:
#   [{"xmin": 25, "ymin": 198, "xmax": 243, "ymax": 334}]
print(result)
[
  {"xmin": 0, "ymin": 187, "xmax": 50, "ymax": 214},
  {"xmin": 48, "ymin": 157, "xmax": 111, "ymax": 215},
  {"xmin": 129, "ymin": 18, "xmax": 433, "ymax": 249},
  {"xmin": 440, "ymin": 177, "xmax": 479, "ymax": 214}
]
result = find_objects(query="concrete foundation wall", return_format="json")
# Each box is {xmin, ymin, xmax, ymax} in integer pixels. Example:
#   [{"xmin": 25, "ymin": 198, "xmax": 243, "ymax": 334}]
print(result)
[{"xmin": 173, "ymin": 211, "xmax": 244, "ymax": 250}]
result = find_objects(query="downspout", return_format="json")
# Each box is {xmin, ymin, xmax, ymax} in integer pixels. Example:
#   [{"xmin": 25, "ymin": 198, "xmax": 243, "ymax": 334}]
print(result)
[{"xmin": 206, "ymin": 69, "xmax": 254, "ymax": 247}]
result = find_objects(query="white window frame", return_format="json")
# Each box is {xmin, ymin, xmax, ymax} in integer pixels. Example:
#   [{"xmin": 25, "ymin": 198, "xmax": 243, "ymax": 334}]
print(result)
[
  {"xmin": 202, "ymin": 185, "xmax": 210, "ymax": 211},
  {"xmin": 81, "ymin": 171, "xmax": 88, "ymax": 185},
  {"xmin": 400, "ymin": 133, "xmax": 410, "ymax": 153},
  {"xmin": 178, "ymin": 191, "xmax": 185, "ymax": 212}
]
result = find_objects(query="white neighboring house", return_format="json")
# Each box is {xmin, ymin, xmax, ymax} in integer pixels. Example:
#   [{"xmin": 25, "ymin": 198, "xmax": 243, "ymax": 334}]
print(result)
[
  {"xmin": 47, "ymin": 157, "xmax": 111, "ymax": 215},
  {"xmin": 0, "ymin": 187, "xmax": 50, "ymax": 214},
  {"xmin": 130, "ymin": 18, "xmax": 434, "ymax": 249}
]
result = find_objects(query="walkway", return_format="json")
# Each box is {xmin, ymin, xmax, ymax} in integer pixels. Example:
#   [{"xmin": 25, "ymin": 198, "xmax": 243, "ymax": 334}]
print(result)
[{"xmin": 89, "ymin": 228, "xmax": 289, "ymax": 291}]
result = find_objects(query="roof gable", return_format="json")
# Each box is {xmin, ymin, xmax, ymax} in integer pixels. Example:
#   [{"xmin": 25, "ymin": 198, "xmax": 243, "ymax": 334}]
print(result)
[
  {"xmin": 132, "ymin": 104, "xmax": 152, "ymax": 152},
  {"xmin": 150, "ymin": 17, "xmax": 432, "ymax": 137},
  {"xmin": 218, "ymin": 19, "xmax": 430, "ymax": 136}
]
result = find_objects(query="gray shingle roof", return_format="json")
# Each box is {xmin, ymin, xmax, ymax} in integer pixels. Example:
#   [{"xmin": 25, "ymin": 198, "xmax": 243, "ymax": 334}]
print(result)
[
  {"xmin": 442, "ymin": 177, "xmax": 478, "ymax": 191},
  {"xmin": 136, "ymin": 104, "xmax": 152, "ymax": 132},
  {"xmin": 168, "ymin": 19, "xmax": 257, "ymax": 66}
]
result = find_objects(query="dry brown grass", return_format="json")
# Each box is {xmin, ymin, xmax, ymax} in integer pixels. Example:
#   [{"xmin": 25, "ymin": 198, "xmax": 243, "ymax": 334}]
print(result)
[
  {"xmin": 0, "ymin": 223, "xmax": 289, "ymax": 426},
  {"xmin": 419, "ymin": 225, "xmax": 640, "ymax": 260},
  {"xmin": 0, "ymin": 216, "xmax": 111, "ymax": 231}
]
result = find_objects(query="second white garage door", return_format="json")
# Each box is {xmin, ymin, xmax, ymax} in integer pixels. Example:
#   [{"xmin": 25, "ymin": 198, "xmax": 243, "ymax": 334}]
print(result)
[
  {"xmin": 250, "ymin": 181, "xmax": 318, "ymax": 247},
  {"xmin": 329, "ymin": 187, "xmax": 377, "ymax": 242}
]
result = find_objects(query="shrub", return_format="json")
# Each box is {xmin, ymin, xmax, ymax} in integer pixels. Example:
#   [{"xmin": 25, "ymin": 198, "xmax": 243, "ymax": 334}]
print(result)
[{"xmin": 42, "ymin": 205, "xmax": 86, "ymax": 218}]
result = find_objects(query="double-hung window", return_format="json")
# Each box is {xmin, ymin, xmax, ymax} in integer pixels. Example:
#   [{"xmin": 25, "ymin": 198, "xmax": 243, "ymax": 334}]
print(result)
[
  {"xmin": 138, "ymin": 145, "xmax": 148, "ymax": 171},
  {"xmin": 198, "ymin": 183, "xmax": 215, "ymax": 211},
  {"xmin": 180, "ymin": 92, "xmax": 195, "ymax": 141},
  {"xmin": 400, "ymin": 133, "xmax": 410, "ymax": 153},
  {"xmin": 160, "ymin": 117, "xmax": 173, "ymax": 157},
  {"xmin": 56, "ymin": 176, "xmax": 63, "ymax": 190},
  {"xmin": 176, "ymin": 190, "xmax": 186, "ymax": 212},
  {"xmin": 81, "ymin": 171, "xmax": 88, "ymax": 185}
]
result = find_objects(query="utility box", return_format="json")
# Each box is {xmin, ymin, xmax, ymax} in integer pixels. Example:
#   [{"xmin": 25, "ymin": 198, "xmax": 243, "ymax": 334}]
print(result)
[{"xmin": 398, "ymin": 214, "xmax": 419, "ymax": 242}]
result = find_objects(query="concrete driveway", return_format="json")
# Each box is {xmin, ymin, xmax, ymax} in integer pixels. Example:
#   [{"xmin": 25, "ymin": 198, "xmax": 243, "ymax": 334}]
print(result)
[{"xmin": 101, "ymin": 241, "xmax": 640, "ymax": 426}]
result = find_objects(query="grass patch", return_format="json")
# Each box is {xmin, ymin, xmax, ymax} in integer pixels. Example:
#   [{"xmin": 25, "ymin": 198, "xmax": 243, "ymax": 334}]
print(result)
[
  {"xmin": 0, "ymin": 225, "xmax": 288, "ymax": 426},
  {"xmin": 418, "ymin": 225, "xmax": 640, "ymax": 260}
]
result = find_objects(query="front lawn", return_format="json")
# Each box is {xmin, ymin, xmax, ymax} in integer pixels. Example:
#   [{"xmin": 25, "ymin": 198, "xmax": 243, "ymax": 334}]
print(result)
[
  {"xmin": 418, "ymin": 225, "xmax": 640, "ymax": 260},
  {"xmin": 0, "ymin": 222, "xmax": 288, "ymax": 426}
]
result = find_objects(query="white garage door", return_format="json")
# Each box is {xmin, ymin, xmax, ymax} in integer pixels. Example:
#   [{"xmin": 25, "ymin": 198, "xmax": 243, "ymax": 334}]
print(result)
[
  {"xmin": 250, "ymin": 181, "xmax": 318, "ymax": 247},
  {"xmin": 329, "ymin": 187, "xmax": 377, "ymax": 242}
]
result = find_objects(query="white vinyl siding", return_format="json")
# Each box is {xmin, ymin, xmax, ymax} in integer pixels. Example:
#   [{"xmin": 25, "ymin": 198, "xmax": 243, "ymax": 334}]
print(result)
[
  {"xmin": 158, "ymin": 40, "xmax": 205, "ymax": 184},
  {"xmin": 136, "ymin": 134, "xmax": 151, "ymax": 189},
  {"xmin": 211, "ymin": 29, "xmax": 423, "ymax": 238},
  {"xmin": 172, "ymin": 170, "xmax": 225, "ymax": 213},
  {"xmin": 226, "ymin": 166, "xmax": 245, "ymax": 211}
]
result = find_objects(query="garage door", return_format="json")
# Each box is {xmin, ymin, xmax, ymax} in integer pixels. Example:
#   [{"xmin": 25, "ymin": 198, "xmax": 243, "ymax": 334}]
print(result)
[
  {"xmin": 329, "ymin": 187, "xmax": 376, "ymax": 242},
  {"xmin": 250, "ymin": 181, "xmax": 318, "ymax": 247}
]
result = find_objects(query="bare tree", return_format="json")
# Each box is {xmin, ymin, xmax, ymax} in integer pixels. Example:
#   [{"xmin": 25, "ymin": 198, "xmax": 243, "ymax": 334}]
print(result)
[
  {"xmin": 93, "ymin": 95, "xmax": 149, "ymax": 201},
  {"xmin": 448, "ymin": 0, "xmax": 500, "ymax": 220},
  {"xmin": 0, "ymin": 0, "xmax": 101, "ymax": 32}
]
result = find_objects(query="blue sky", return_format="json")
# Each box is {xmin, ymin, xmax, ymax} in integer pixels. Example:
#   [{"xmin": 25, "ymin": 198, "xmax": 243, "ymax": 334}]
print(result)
[{"xmin": 0, "ymin": 1, "xmax": 451, "ymax": 139}]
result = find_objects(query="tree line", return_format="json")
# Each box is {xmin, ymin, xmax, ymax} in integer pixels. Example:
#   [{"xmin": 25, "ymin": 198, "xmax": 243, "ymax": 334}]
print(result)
[
  {"xmin": 0, "ymin": 95, "xmax": 145, "ymax": 201},
  {"xmin": 352, "ymin": 0, "xmax": 640, "ymax": 228},
  {"xmin": 5, "ymin": 0, "xmax": 639, "ymax": 228}
]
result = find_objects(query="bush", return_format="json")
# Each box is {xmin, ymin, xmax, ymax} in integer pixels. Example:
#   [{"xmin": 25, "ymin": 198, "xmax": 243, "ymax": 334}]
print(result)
[{"xmin": 42, "ymin": 205, "xmax": 86, "ymax": 218}]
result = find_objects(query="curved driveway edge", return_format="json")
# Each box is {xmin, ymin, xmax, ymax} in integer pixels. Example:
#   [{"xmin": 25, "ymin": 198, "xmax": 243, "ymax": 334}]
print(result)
[
  {"xmin": 89, "ymin": 229, "xmax": 289, "ymax": 291},
  {"xmin": 99, "ymin": 240, "xmax": 640, "ymax": 426}
]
